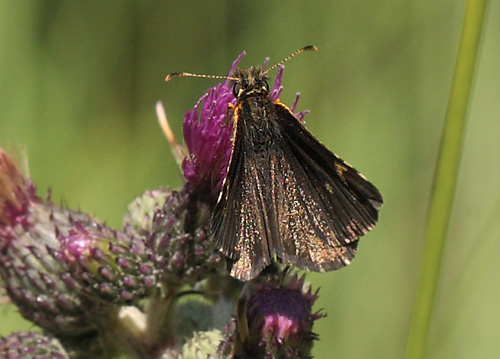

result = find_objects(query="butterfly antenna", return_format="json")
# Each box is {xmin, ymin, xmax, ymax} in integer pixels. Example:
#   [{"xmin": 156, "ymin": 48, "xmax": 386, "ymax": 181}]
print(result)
[
  {"xmin": 263, "ymin": 45, "xmax": 318, "ymax": 75},
  {"xmin": 165, "ymin": 72, "xmax": 236, "ymax": 82}
]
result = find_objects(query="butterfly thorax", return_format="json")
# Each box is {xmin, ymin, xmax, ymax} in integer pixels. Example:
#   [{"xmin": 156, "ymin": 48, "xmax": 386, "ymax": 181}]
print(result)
[{"xmin": 231, "ymin": 68, "xmax": 283, "ymax": 152}]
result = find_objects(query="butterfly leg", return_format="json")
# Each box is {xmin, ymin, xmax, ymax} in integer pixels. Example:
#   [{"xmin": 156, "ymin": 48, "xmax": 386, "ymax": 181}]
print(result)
[{"xmin": 221, "ymin": 103, "xmax": 235, "ymax": 128}]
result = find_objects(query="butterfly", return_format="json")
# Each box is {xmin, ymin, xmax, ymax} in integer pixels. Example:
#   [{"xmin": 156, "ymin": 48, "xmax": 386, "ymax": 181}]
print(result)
[{"xmin": 169, "ymin": 46, "xmax": 383, "ymax": 281}]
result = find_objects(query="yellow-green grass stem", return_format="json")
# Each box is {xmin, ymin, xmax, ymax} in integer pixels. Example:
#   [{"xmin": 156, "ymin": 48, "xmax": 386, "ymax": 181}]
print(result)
[{"xmin": 405, "ymin": 1, "xmax": 488, "ymax": 359}]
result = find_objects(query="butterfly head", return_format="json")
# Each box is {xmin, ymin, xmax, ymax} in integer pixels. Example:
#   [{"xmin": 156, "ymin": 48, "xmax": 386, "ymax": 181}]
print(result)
[{"xmin": 231, "ymin": 67, "xmax": 270, "ymax": 99}]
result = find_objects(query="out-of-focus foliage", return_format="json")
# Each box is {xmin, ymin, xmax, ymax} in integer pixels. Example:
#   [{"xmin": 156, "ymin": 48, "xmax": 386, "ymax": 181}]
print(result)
[{"xmin": 0, "ymin": 1, "xmax": 498, "ymax": 358}]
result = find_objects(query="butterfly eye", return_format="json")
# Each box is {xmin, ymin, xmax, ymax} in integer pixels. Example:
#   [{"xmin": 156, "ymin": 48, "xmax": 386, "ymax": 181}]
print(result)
[
  {"xmin": 233, "ymin": 82, "xmax": 242, "ymax": 97},
  {"xmin": 263, "ymin": 80, "xmax": 270, "ymax": 93},
  {"xmin": 257, "ymin": 79, "xmax": 269, "ymax": 93}
]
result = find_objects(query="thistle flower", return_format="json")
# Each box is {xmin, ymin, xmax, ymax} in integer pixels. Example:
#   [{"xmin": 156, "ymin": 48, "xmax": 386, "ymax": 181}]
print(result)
[
  {"xmin": 0, "ymin": 331, "xmax": 69, "ymax": 359},
  {"xmin": 181, "ymin": 53, "xmax": 308, "ymax": 204},
  {"xmin": 181, "ymin": 53, "xmax": 242, "ymax": 204},
  {"xmin": 219, "ymin": 274, "xmax": 323, "ymax": 359}
]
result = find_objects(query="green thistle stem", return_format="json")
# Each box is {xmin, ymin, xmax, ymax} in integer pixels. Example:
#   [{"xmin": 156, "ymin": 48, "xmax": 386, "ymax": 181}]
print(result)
[
  {"xmin": 405, "ymin": 1, "xmax": 488, "ymax": 359},
  {"xmin": 145, "ymin": 284, "xmax": 181, "ymax": 345}
]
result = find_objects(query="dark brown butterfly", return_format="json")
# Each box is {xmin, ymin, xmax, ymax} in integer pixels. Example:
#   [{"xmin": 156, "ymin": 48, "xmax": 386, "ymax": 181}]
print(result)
[{"xmin": 170, "ymin": 46, "xmax": 383, "ymax": 281}]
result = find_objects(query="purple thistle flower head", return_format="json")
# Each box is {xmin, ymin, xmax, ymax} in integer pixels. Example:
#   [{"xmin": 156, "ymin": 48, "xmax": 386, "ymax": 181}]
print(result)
[
  {"xmin": 246, "ymin": 275, "xmax": 322, "ymax": 354},
  {"xmin": 219, "ymin": 274, "xmax": 323, "ymax": 358},
  {"xmin": 181, "ymin": 53, "xmax": 242, "ymax": 202},
  {"xmin": 181, "ymin": 53, "xmax": 307, "ymax": 203}
]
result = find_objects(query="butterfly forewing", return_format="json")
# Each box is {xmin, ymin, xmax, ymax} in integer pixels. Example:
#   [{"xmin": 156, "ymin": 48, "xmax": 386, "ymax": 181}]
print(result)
[
  {"xmin": 212, "ymin": 118, "xmax": 275, "ymax": 280},
  {"xmin": 270, "ymin": 103, "xmax": 382, "ymax": 271},
  {"xmin": 212, "ymin": 93, "xmax": 382, "ymax": 281},
  {"xmin": 275, "ymin": 103, "xmax": 382, "ymax": 230}
]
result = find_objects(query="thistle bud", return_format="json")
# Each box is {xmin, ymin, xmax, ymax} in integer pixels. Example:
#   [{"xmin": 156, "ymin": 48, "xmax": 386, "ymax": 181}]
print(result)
[
  {"xmin": 59, "ymin": 223, "xmax": 157, "ymax": 305},
  {"xmin": 0, "ymin": 331, "xmax": 68, "ymax": 359},
  {"xmin": 0, "ymin": 150, "xmax": 99, "ymax": 335},
  {"xmin": 150, "ymin": 186, "xmax": 222, "ymax": 285},
  {"xmin": 123, "ymin": 188, "xmax": 170, "ymax": 239}
]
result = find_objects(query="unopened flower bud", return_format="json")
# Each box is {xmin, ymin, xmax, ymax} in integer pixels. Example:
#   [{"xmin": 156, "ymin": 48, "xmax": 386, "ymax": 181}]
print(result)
[
  {"xmin": 150, "ymin": 186, "xmax": 222, "ymax": 285},
  {"xmin": 123, "ymin": 188, "xmax": 170, "ymax": 239},
  {"xmin": 59, "ymin": 223, "xmax": 157, "ymax": 305},
  {"xmin": 0, "ymin": 331, "xmax": 69, "ymax": 359},
  {"xmin": 0, "ymin": 150, "xmax": 100, "ymax": 335}
]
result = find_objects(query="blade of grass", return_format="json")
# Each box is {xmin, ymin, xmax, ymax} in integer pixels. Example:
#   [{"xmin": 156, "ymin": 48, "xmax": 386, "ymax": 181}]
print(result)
[{"xmin": 404, "ymin": 1, "xmax": 488, "ymax": 359}]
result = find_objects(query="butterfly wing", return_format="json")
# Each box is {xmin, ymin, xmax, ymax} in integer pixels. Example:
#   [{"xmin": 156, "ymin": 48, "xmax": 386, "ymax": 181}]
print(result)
[
  {"xmin": 269, "ymin": 102, "xmax": 383, "ymax": 271},
  {"xmin": 211, "ymin": 123, "xmax": 274, "ymax": 281},
  {"xmin": 212, "ymin": 100, "xmax": 383, "ymax": 281}
]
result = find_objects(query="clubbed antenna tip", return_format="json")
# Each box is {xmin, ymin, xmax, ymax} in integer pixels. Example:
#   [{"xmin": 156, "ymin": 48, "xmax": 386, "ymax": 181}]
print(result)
[{"xmin": 264, "ymin": 45, "xmax": 318, "ymax": 75}]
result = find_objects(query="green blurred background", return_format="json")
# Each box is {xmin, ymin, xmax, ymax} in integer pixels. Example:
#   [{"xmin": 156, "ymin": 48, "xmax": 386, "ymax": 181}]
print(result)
[{"xmin": 0, "ymin": 1, "xmax": 499, "ymax": 358}]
